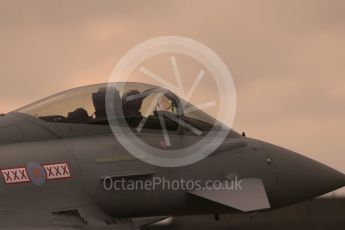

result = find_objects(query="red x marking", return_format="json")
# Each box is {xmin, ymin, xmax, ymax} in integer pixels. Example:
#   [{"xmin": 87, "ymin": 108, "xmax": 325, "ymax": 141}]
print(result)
[
  {"xmin": 1, "ymin": 167, "xmax": 30, "ymax": 184},
  {"xmin": 43, "ymin": 163, "xmax": 71, "ymax": 180}
]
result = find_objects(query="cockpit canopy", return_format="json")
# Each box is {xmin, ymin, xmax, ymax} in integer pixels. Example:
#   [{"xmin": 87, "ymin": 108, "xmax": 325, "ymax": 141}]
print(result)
[{"xmin": 15, "ymin": 83, "xmax": 224, "ymax": 133}]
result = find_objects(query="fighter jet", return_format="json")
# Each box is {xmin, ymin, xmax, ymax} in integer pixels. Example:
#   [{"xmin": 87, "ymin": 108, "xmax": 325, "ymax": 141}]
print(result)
[{"xmin": 0, "ymin": 82, "xmax": 344, "ymax": 230}]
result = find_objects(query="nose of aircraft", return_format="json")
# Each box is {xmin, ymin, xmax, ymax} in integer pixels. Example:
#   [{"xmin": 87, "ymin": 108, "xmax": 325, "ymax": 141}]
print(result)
[{"xmin": 265, "ymin": 143, "xmax": 345, "ymax": 208}]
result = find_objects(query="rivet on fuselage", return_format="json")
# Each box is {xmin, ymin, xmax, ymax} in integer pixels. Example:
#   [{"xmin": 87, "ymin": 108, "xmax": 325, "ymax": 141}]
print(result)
[{"xmin": 266, "ymin": 158, "xmax": 272, "ymax": 164}]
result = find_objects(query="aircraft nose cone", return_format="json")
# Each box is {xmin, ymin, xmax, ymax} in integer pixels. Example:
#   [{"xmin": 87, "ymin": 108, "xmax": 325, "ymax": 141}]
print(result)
[{"xmin": 267, "ymin": 145, "xmax": 345, "ymax": 208}]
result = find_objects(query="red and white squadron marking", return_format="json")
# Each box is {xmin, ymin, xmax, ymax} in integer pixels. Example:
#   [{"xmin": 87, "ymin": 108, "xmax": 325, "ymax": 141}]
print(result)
[
  {"xmin": 1, "ymin": 163, "xmax": 71, "ymax": 185},
  {"xmin": 43, "ymin": 163, "xmax": 71, "ymax": 180},
  {"xmin": 1, "ymin": 167, "xmax": 30, "ymax": 184}
]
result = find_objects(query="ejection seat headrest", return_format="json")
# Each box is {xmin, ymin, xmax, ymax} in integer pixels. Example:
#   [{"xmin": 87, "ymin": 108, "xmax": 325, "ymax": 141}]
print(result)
[{"xmin": 122, "ymin": 90, "xmax": 143, "ymax": 115}]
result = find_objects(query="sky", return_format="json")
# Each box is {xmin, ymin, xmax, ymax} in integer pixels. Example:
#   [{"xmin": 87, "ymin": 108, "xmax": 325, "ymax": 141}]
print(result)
[{"xmin": 0, "ymin": 0, "xmax": 344, "ymax": 194}]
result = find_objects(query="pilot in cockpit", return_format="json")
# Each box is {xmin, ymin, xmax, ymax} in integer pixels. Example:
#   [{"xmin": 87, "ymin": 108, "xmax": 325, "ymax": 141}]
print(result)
[{"xmin": 122, "ymin": 90, "xmax": 143, "ymax": 127}]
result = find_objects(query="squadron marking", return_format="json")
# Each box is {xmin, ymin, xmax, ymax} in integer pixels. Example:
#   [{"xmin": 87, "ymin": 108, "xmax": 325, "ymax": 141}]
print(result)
[
  {"xmin": 1, "ymin": 163, "xmax": 71, "ymax": 185},
  {"xmin": 1, "ymin": 167, "xmax": 30, "ymax": 184}
]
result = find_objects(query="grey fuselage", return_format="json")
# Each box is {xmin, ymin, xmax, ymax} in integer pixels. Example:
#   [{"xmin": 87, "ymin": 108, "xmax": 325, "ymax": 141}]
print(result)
[{"xmin": 0, "ymin": 112, "xmax": 344, "ymax": 228}]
